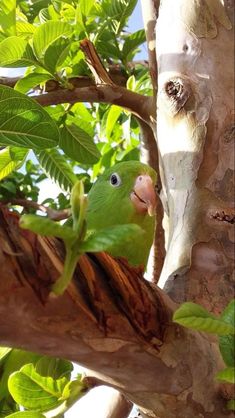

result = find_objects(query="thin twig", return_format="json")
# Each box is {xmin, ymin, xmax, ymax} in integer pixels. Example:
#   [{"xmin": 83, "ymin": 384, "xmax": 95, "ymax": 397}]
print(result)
[{"xmin": 2, "ymin": 198, "xmax": 70, "ymax": 221}]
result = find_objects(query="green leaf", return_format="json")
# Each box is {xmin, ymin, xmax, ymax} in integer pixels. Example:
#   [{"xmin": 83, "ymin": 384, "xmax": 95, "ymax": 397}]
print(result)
[
  {"xmin": 122, "ymin": 29, "xmax": 146, "ymax": 60},
  {"xmin": 61, "ymin": 378, "xmax": 87, "ymax": 406},
  {"xmin": 0, "ymin": 349, "xmax": 41, "ymax": 401},
  {"xmin": 8, "ymin": 363, "xmax": 67, "ymax": 411},
  {"xmin": 227, "ymin": 399, "xmax": 235, "ymax": 411},
  {"xmin": 219, "ymin": 300, "xmax": 235, "ymax": 367},
  {"xmin": 216, "ymin": 367, "xmax": 235, "ymax": 384},
  {"xmin": 173, "ymin": 302, "xmax": 235, "ymax": 335},
  {"xmin": 0, "ymin": 37, "xmax": 37, "ymax": 68},
  {"xmin": 0, "ymin": 86, "xmax": 59, "ymax": 149},
  {"xmin": 6, "ymin": 412, "xmax": 45, "ymax": 418},
  {"xmin": 101, "ymin": 0, "xmax": 137, "ymax": 34},
  {"xmin": 35, "ymin": 356, "xmax": 73, "ymax": 381},
  {"xmin": 0, "ymin": 147, "xmax": 27, "ymax": 180},
  {"xmin": 0, "ymin": 0, "xmax": 16, "ymax": 36},
  {"xmin": 60, "ymin": 124, "xmax": 100, "ymax": 164},
  {"xmin": 16, "ymin": 21, "xmax": 36, "ymax": 37},
  {"xmin": 105, "ymin": 105, "xmax": 123, "ymax": 140},
  {"xmin": 0, "ymin": 347, "xmax": 11, "ymax": 362},
  {"xmin": 33, "ymin": 21, "xmax": 73, "ymax": 59},
  {"xmin": 14, "ymin": 73, "xmax": 52, "ymax": 94},
  {"xmin": 20, "ymin": 215, "xmax": 76, "ymax": 241},
  {"xmin": 36, "ymin": 149, "xmax": 77, "ymax": 192},
  {"xmin": 43, "ymin": 37, "xmax": 71, "ymax": 73},
  {"xmin": 81, "ymin": 224, "xmax": 144, "ymax": 256}
]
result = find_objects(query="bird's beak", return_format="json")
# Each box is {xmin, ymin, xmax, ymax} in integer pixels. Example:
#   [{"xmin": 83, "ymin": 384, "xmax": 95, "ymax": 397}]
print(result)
[{"xmin": 130, "ymin": 174, "xmax": 157, "ymax": 216}]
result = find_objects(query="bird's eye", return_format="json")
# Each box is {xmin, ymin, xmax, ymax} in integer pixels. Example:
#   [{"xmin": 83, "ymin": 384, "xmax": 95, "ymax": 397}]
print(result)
[{"xmin": 110, "ymin": 173, "xmax": 121, "ymax": 187}]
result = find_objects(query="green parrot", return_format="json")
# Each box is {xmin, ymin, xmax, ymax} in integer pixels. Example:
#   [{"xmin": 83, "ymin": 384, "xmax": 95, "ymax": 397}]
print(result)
[{"xmin": 86, "ymin": 161, "xmax": 157, "ymax": 268}]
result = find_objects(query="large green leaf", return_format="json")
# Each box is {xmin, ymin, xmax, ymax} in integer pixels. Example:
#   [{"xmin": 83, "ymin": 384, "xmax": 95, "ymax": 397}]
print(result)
[
  {"xmin": 60, "ymin": 124, "xmax": 100, "ymax": 164},
  {"xmin": 36, "ymin": 149, "xmax": 77, "ymax": 192},
  {"xmin": 0, "ymin": 0, "xmax": 16, "ymax": 36},
  {"xmin": 0, "ymin": 147, "xmax": 28, "ymax": 180},
  {"xmin": 20, "ymin": 214, "xmax": 76, "ymax": 241},
  {"xmin": 0, "ymin": 86, "xmax": 59, "ymax": 149},
  {"xmin": 173, "ymin": 302, "xmax": 235, "ymax": 335},
  {"xmin": 0, "ymin": 37, "xmax": 37, "ymax": 68},
  {"xmin": 8, "ymin": 363, "xmax": 67, "ymax": 411},
  {"xmin": 216, "ymin": 367, "xmax": 235, "ymax": 384},
  {"xmin": 33, "ymin": 21, "xmax": 73, "ymax": 59},
  {"xmin": 14, "ymin": 73, "xmax": 52, "ymax": 94},
  {"xmin": 80, "ymin": 224, "xmax": 144, "ymax": 261},
  {"xmin": 122, "ymin": 29, "xmax": 146, "ymax": 60},
  {"xmin": 219, "ymin": 300, "xmax": 235, "ymax": 367}
]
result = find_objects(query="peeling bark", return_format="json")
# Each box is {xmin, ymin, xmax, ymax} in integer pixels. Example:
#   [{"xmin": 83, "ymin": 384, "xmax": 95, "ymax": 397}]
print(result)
[
  {"xmin": 0, "ymin": 208, "xmax": 233, "ymax": 417},
  {"xmin": 156, "ymin": 0, "xmax": 235, "ymax": 309}
]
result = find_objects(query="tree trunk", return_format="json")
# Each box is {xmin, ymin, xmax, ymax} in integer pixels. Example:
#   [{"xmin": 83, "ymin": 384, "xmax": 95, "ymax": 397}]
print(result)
[{"xmin": 0, "ymin": 1, "xmax": 234, "ymax": 417}]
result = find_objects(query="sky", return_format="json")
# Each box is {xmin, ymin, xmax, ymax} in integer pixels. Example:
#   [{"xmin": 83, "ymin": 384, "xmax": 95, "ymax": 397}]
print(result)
[{"xmin": 1, "ymin": 1, "xmax": 145, "ymax": 416}]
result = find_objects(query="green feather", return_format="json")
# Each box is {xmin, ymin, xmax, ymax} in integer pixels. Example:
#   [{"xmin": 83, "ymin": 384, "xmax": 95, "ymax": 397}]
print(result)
[{"xmin": 87, "ymin": 161, "xmax": 157, "ymax": 268}]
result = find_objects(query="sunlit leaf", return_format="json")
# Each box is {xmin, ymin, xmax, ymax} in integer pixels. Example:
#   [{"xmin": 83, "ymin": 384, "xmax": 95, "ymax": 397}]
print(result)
[
  {"xmin": 33, "ymin": 21, "xmax": 73, "ymax": 59},
  {"xmin": 0, "ymin": 0, "xmax": 16, "ymax": 36},
  {"xmin": 0, "ymin": 37, "xmax": 37, "ymax": 67},
  {"xmin": 0, "ymin": 147, "xmax": 28, "ymax": 180},
  {"xmin": 0, "ymin": 349, "xmax": 41, "ymax": 401},
  {"xmin": 173, "ymin": 302, "xmax": 235, "ymax": 335},
  {"xmin": 8, "ymin": 363, "xmax": 67, "ymax": 411},
  {"xmin": 0, "ymin": 86, "xmax": 59, "ymax": 148},
  {"xmin": 14, "ymin": 73, "xmax": 52, "ymax": 94},
  {"xmin": 0, "ymin": 347, "xmax": 12, "ymax": 362},
  {"xmin": 105, "ymin": 105, "xmax": 123, "ymax": 140}
]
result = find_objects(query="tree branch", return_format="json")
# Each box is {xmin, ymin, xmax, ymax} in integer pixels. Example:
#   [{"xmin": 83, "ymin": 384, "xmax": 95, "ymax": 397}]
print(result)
[
  {"xmin": 2, "ymin": 198, "xmax": 70, "ymax": 221},
  {"xmin": 0, "ymin": 207, "xmax": 231, "ymax": 418},
  {"xmin": 33, "ymin": 85, "xmax": 155, "ymax": 126}
]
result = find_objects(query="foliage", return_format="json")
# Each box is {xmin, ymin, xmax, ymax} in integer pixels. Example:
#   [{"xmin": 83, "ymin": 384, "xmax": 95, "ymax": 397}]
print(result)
[
  {"xmin": 0, "ymin": 0, "xmax": 150, "ymax": 415},
  {"xmin": 173, "ymin": 300, "xmax": 235, "ymax": 410}
]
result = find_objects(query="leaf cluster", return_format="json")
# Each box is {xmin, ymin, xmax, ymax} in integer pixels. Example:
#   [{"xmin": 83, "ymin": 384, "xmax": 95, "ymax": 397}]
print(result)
[
  {"xmin": 0, "ymin": 349, "xmax": 87, "ymax": 418},
  {"xmin": 173, "ymin": 300, "xmax": 235, "ymax": 410}
]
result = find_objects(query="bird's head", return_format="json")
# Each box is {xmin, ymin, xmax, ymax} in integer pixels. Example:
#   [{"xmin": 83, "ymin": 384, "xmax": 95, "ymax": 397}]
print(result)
[{"xmin": 87, "ymin": 161, "xmax": 157, "ymax": 231}]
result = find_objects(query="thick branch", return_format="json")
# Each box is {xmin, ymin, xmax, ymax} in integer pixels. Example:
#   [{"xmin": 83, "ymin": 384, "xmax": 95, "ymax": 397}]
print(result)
[
  {"xmin": 33, "ymin": 85, "xmax": 155, "ymax": 126},
  {"xmin": 0, "ymin": 207, "xmax": 231, "ymax": 418}
]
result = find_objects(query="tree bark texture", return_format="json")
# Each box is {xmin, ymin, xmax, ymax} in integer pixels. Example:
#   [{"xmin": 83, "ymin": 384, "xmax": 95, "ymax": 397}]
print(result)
[{"xmin": 0, "ymin": 206, "xmax": 233, "ymax": 418}]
